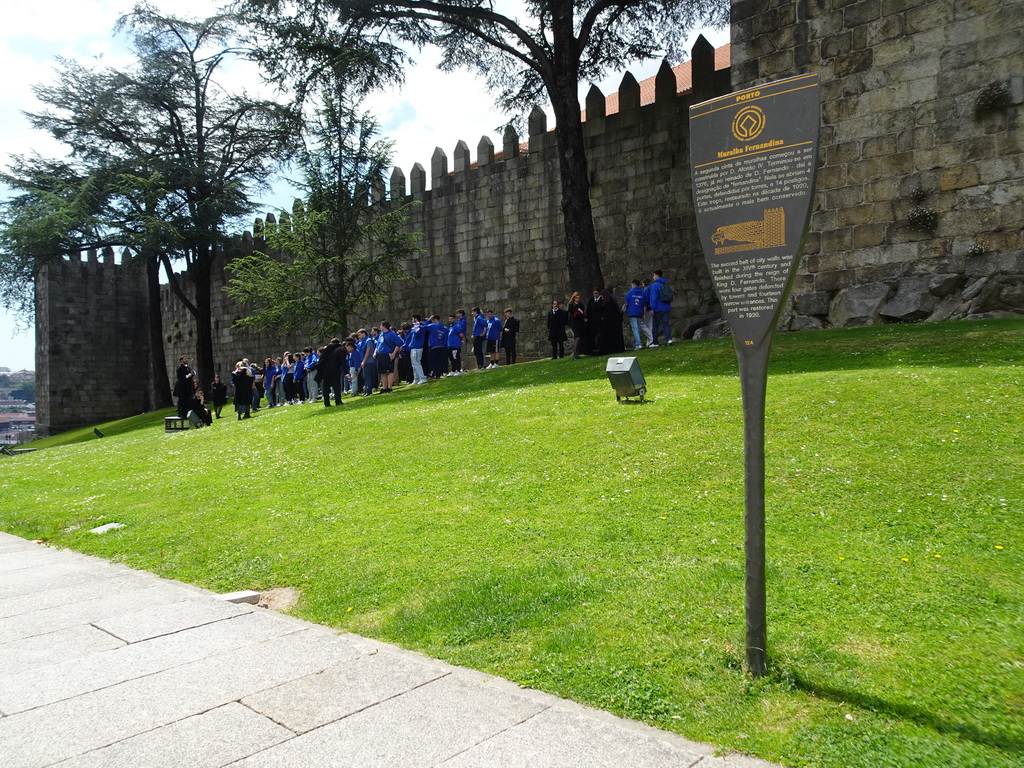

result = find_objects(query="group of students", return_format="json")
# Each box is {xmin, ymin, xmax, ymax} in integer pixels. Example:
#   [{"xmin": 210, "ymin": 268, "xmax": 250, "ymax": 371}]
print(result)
[
  {"xmin": 546, "ymin": 271, "xmax": 674, "ymax": 359},
  {"xmin": 173, "ymin": 275, "xmax": 672, "ymax": 423},
  {"xmin": 175, "ymin": 307, "xmax": 523, "ymax": 420}
]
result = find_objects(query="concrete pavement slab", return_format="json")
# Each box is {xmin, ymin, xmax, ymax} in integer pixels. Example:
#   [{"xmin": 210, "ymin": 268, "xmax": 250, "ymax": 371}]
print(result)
[
  {"xmin": 0, "ymin": 624, "xmax": 125, "ymax": 675},
  {"xmin": 0, "ymin": 611, "xmax": 298, "ymax": 713},
  {"xmin": 0, "ymin": 569, "xmax": 168, "ymax": 620},
  {"xmin": 0, "ymin": 627, "xmax": 367, "ymax": 767},
  {"xmin": 0, "ymin": 583, "xmax": 199, "ymax": 644},
  {"xmin": 229, "ymin": 671, "xmax": 546, "ymax": 768},
  {"xmin": 0, "ymin": 560, "xmax": 123, "ymax": 600},
  {"xmin": 241, "ymin": 646, "xmax": 451, "ymax": 733},
  {"xmin": 0, "ymin": 532, "xmax": 38, "ymax": 554},
  {"xmin": 0, "ymin": 548, "xmax": 69, "ymax": 573},
  {"xmin": 48, "ymin": 702, "xmax": 293, "ymax": 768},
  {"xmin": 92, "ymin": 597, "xmax": 253, "ymax": 643},
  {"xmin": 439, "ymin": 703, "xmax": 706, "ymax": 768}
]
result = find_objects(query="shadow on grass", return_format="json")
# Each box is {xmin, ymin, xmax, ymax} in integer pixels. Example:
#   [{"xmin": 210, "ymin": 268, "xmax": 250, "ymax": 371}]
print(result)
[{"xmin": 789, "ymin": 670, "xmax": 1024, "ymax": 755}]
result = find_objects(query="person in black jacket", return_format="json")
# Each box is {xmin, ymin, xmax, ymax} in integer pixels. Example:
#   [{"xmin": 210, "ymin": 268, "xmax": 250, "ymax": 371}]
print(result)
[
  {"xmin": 173, "ymin": 356, "xmax": 195, "ymax": 417},
  {"xmin": 318, "ymin": 338, "xmax": 346, "ymax": 407},
  {"xmin": 546, "ymin": 300, "xmax": 569, "ymax": 359},
  {"xmin": 209, "ymin": 374, "xmax": 228, "ymax": 419},
  {"xmin": 501, "ymin": 308, "xmax": 520, "ymax": 366},
  {"xmin": 230, "ymin": 362, "xmax": 253, "ymax": 420}
]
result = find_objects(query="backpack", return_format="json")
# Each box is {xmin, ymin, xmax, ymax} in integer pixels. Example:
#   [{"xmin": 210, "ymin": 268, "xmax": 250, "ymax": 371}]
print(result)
[{"xmin": 659, "ymin": 282, "xmax": 674, "ymax": 303}]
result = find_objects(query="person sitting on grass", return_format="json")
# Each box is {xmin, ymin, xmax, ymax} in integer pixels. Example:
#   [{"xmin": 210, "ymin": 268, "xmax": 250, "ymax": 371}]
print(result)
[{"xmin": 184, "ymin": 389, "xmax": 213, "ymax": 427}]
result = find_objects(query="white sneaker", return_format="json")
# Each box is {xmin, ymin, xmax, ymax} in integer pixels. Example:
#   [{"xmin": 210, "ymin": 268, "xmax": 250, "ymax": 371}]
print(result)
[
  {"xmin": 649, "ymin": 343, "xmax": 659, "ymax": 348},
  {"xmin": 667, "ymin": 339, "xmax": 675, "ymax": 345}
]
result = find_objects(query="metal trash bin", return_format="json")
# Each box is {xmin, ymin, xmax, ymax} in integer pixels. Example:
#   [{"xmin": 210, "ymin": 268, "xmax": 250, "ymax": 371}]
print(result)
[{"xmin": 606, "ymin": 356, "xmax": 647, "ymax": 402}]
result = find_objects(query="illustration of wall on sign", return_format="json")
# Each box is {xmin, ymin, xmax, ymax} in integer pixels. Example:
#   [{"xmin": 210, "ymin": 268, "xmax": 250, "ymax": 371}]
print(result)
[{"xmin": 712, "ymin": 207, "xmax": 785, "ymax": 253}]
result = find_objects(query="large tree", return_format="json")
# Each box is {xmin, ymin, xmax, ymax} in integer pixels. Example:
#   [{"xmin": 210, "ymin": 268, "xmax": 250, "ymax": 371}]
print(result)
[
  {"xmin": 13, "ymin": 3, "xmax": 302, "ymax": 389},
  {"xmin": 0, "ymin": 154, "xmax": 183, "ymax": 410},
  {"xmin": 243, "ymin": 0, "xmax": 727, "ymax": 291},
  {"xmin": 226, "ymin": 95, "xmax": 420, "ymax": 336}
]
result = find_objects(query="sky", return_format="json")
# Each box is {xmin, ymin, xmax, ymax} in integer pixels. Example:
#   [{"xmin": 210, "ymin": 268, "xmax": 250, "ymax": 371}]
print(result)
[{"xmin": 0, "ymin": 0, "xmax": 727, "ymax": 371}]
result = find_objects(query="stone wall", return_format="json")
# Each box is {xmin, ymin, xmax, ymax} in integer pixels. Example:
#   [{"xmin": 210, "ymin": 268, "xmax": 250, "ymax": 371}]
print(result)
[
  {"xmin": 731, "ymin": 0, "xmax": 1024, "ymax": 330},
  {"xmin": 35, "ymin": 250, "xmax": 149, "ymax": 436}
]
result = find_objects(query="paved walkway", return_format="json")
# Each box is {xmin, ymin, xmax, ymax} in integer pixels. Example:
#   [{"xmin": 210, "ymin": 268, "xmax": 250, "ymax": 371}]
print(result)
[{"xmin": 0, "ymin": 531, "xmax": 782, "ymax": 768}]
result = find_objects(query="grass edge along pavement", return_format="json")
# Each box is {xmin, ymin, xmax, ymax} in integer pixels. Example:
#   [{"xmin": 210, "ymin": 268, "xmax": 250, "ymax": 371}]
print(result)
[{"xmin": 2, "ymin": 318, "xmax": 1022, "ymax": 768}]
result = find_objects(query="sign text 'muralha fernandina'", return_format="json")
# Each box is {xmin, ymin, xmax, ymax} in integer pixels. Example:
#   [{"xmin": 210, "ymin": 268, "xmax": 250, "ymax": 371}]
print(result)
[{"xmin": 717, "ymin": 139, "xmax": 784, "ymax": 159}]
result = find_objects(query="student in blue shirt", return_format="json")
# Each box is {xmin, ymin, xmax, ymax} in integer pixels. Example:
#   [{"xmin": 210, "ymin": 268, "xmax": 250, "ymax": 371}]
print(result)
[
  {"xmin": 484, "ymin": 309, "xmax": 503, "ymax": 368},
  {"xmin": 425, "ymin": 315, "xmax": 448, "ymax": 379},
  {"xmin": 357, "ymin": 328, "xmax": 378, "ymax": 396},
  {"xmin": 471, "ymin": 307, "xmax": 487, "ymax": 370},
  {"xmin": 304, "ymin": 346, "xmax": 320, "ymax": 402},
  {"xmin": 623, "ymin": 279, "xmax": 646, "ymax": 350},
  {"xmin": 293, "ymin": 354, "xmax": 306, "ymax": 403},
  {"xmin": 374, "ymin": 321, "xmax": 404, "ymax": 394},
  {"xmin": 263, "ymin": 358, "xmax": 279, "ymax": 408},
  {"xmin": 446, "ymin": 310, "xmax": 467, "ymax": 376},
  {"xmin": 647, "ymin": 270, "xmax": 674, "ymax": 346},
  {"xmin": 406, "ymin": 315, "xmax": 428, "ymax": 385}
]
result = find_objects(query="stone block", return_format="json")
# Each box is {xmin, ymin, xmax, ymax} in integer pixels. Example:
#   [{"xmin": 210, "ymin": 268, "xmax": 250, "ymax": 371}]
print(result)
[
  {"xmin": 879, "ymin": 276, "xmax": 938, "ymax": 321},
  {"xmin": 692, "ymin": 319, "xmax": 731, "ymax": 340},
  {"xmin": 47, "ymin": 703, "xmax": 291, "ymax": 768},
  {"xmin": 231, "ymin": 673, "xmax": 545, "ymax": 768},
  {"xmin": 242, "ymin": 649, "xmax": 450, "ymax": 733},
  {"xmin": 853, "ymin": 223, "xmax": 887, "ymax": 248},
  {"xmin": 830, "ymin": 281, "xmax": 893, "ymax": 326},
  {"xmin": 795, "ymin": 291, "xmax": 833, "ymax": 316},
  {"xmin": 939, "ymin": 164, "xmax": 981, "ymax": 191},
  {"xmin": 790, "ymin": 315, "xmax": 825, "ymax": 331}
]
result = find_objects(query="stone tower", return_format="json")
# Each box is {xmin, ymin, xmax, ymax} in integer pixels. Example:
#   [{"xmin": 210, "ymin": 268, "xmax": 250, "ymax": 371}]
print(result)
[{"xmin": 35, "ymin": 249, "xmax": 150, "ymax": 436}]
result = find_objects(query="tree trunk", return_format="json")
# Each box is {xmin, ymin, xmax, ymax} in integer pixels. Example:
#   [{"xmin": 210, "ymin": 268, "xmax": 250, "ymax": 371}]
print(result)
[
  {"xmin": 192, "ymin": 247, "xmax": 216, "ymax": 392},
  {"xmin": 145, "ymin": 253, "xmax": 173, "ymax": 410},
  {"xmin": 546, "ymin": 9, "xmax": 604, "ymax": 294}
]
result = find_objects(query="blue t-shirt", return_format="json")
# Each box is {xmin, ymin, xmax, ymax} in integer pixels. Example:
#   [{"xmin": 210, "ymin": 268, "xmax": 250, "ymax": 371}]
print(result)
[
  {"xmin": 407, "ymin": 323, "xmax": 427, "ymax": 350},
  {"xmin": 427, "ymin": 321, "xmax": 448, "ymax": 347},
  {"xmin": 376, "ymin": 329, "xmax": 403, "ymax": 355},
  {"xmin": 485, "ymin": 316, "xmax": 503, "ymax": 340},
  {"xmin": 624, "ymin": 286, "xmax": 645, "ymax": 317},
  {"xmin": 448, "ymin": 317, "xmax": 467, "ymax": 348},
  {"xmin": 293, "ymin": 358, "xmax": 306, "ymax": 380},
  {"xmin": 473, "ymin": 314, "xmax": 487, "ymax": 337}
]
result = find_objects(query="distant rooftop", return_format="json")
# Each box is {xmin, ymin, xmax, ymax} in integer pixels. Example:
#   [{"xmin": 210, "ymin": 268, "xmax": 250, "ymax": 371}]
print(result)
[{"xmin": 601, "ymin": 44, "xmax": 731, "ymax": 116}]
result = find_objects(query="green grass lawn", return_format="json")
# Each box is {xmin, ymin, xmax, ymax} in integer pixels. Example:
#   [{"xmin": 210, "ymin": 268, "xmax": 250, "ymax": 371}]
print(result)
[{"xmin": 3, "ymin": 319, "xmax": 1022, "ymax": 767}]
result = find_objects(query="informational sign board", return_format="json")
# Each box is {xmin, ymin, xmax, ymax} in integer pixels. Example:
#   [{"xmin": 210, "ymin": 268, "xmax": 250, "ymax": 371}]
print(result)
[
  {"xmin": 689, "ymin": 74, "xmax": 821, "ymax": 676},
  {"xmin": 690, "ymin": 74, "xmax": 821, "ymax": 346}
]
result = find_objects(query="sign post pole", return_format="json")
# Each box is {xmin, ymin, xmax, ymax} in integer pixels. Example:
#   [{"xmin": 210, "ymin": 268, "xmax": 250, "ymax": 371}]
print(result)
[{"xmin": 689, "ymin": 75, "xmax": 821, "ymax": 676}]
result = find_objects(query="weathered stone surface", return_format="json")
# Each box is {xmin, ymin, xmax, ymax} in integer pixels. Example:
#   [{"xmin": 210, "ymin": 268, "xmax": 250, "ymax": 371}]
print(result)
[
  {"xmin": 692, "ymin": 319, "xmax": 732, "ymax": 340},
  {"xmin": 969, "ymin": 276, "xmax": 1024, "ymax": 313},
  {"xmin": 790, "ymin": 315, "xmax": 825, "ymax": 331},
  {"xmin": 880, "ymin": 277, "xmax": 938, "ymax": 321},
  {"xmin": 676, "ymin": 313, "xmax": 719, "ymax": 339},
  {"xmin": 929, "ymin": 273, "xmax": 964, "ymax": 297},
  {"xmin": 831, "ymin": 282, "xmax": 893, "ymax": 326},
  {"xmin": 795, "ymin": 291, "xmax": 832, "ymax": 316}
]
